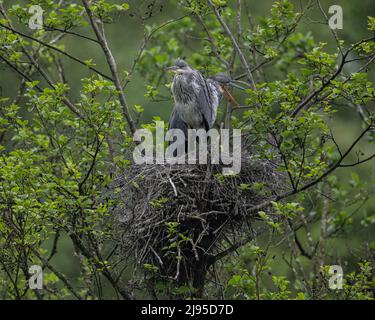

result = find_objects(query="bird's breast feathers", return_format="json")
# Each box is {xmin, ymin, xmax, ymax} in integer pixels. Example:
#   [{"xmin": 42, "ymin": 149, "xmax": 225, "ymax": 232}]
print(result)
[
  {"xmin": 175, "ymin": 101, "xmax": 203, "ymax": 129},
  {"xmin": 171, "ymin": 71, "xmax": 219, "ymax": 129}
]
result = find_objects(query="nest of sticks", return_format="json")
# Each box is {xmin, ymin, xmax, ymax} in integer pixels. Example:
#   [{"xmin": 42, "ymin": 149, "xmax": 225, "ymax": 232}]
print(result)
[{"xmin": 112, "ymin": 151, "xmax": 285, "ymax": 288}]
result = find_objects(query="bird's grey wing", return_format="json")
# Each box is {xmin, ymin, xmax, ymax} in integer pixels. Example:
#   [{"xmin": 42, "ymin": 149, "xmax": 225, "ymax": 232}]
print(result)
[
  {"xmin": 196, "ymin": 74, "xmax": 220, "ymax": 129},
  {"xmin": 168, "ymin": 107, "xmax": 188, "ymax": 153},
  {"xmin": 169, "ymin": 107, "xmax": 188, "ymax": 137},
  {"xmin": 207, "ymin": 79, "xmax": 222, "ymax": 123}
]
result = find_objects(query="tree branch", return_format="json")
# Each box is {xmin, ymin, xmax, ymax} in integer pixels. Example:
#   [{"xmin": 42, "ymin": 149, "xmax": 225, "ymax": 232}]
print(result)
[
  {"xmin": 82, "ymin": 0, "xmax": 136, "ymax": 135},
  {"xmin": 245, "ymin": 124, "xmax": 374, "ymax": 213},
  {"xmin": 0, "ymin": 22, "xmax": 113, "ymax": 81},
  {"xmin": 207, "ymin": 0, "xmax": 257, "ymax": 91}
]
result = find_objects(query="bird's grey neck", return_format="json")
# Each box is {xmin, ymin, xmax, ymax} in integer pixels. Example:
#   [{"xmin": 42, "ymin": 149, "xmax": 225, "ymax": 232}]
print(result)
[{"xmin": 172, "ymin": 73, "xmax": 197, "ymax": 104}]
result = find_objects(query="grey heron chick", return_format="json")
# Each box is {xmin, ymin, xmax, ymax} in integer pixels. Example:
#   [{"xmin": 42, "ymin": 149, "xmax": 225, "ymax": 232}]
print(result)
[{"xmin": 166, "ymin": 59, "xmax": 238, "ymax": 134}]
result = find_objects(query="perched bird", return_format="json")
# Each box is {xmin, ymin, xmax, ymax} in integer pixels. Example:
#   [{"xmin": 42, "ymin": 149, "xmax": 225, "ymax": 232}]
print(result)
[{"xmin": 166, "ymin": 58, "xmax": 239, "ymax": 135}]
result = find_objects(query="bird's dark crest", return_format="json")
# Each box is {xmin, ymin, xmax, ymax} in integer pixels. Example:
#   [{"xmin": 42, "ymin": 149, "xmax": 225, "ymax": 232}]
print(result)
[
  {"xmin": 209, "ymin": 72, "xmax": 231, "ymax": 84},
  {"xmin": 175, "ymin": 58, "xmax": 189, "ymax": 68}
]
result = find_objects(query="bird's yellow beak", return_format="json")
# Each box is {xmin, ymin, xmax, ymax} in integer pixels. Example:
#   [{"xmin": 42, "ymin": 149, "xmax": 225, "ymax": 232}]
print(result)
[{"xmin": 165, "ymin": 66, "xmax": 183, "ymax": 74}]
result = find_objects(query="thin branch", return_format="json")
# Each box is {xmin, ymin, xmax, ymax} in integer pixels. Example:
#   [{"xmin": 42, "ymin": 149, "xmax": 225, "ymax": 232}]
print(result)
[
  {"xmin": 44, "ymin": 25, "xmax": 99, "ymax": 44},
  {"xmin": 290, "ymin": 36, "xmax": 375, "ymax": 117},
  {"xmin": 0, "ymin": 22, "xmax": 112, "ymax": 81},
  {"xmin": 124, "ymin": 14, "xmax": 189, "ymax": 88},
  {"xmin": 245, "ymin": 124, "xmax": 373, "ymax": 213},
  {"xmin": 0, "ymin": 55, "xmax": 39, "ymax": 87},
  {"xmin": 0, "ymin": 51, "xmax": 90, "ymax": 123},
  {"xmin": 207, "ymin": 0, "xmax": 257, "ymax": 91},
  {"xmin": 339, "ymin": 153, "xmax": 375, "ymax": 167},
  {"xmin": 194, "ymin": 14, "xmax": 229, "ymax": 68},
  {"xmin": 82, "ymin": 0, "xmax": 135, "ymax": 134},
  {"xmin": 31, "ymin": 248, "xmax": 82, "ymax": 300}
]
